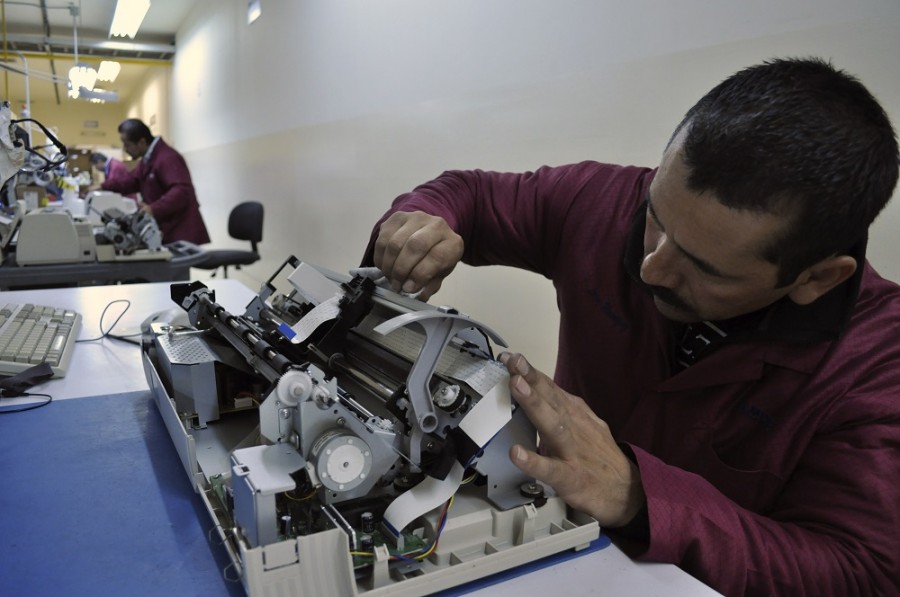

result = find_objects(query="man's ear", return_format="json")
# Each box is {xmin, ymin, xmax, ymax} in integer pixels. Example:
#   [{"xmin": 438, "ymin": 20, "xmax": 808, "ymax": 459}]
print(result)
[{"xmin": 787, "ymin": 255, "xmax": 857, "ymax": 306}]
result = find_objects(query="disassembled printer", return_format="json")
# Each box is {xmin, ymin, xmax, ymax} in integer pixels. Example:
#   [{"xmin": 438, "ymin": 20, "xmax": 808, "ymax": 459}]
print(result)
[
  {"xmin": 142, "ymin": 257, "xmax": 599, "ymax": 596},
  {"xmin": 95, "ymin": 206, "xmax": 163, "ymax": 256},
  {"xmin": 14, "ymin": 202, "xmax": 168, "ymax": 265}
]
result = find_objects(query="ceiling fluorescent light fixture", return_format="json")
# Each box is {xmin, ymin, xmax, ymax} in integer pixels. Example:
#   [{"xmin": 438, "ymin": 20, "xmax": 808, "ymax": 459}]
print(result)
[
  {"xmin": 97, "ymin": 61, "xmax": 122, "ymax": 82},
  {"xmin": 79, "ymin": 88, "xmax": 120, "ymax": 103},
  {"xmin": 247, "ymin": 0, "xmax": 262, "ymax": 24},
  {"xmin": 110, "ymin": 0, "xmax": 151, "ymax": 38},
  {"xmin": 69, "ymin": 64, "xmax": 98, "ymax": 92}
]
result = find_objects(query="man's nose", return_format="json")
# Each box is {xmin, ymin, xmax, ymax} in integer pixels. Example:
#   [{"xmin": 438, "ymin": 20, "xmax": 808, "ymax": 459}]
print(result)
[{"xmin": 640, "ymin": 234, "xmax": 679, "ymax": 288}]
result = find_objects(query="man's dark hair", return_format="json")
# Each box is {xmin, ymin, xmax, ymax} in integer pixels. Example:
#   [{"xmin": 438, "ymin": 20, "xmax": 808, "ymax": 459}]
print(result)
[
  {"xmin": 672, "ymin": 57, "xmax": 899, "ymax": 286},
  {"xmin": 89, "ymin": 152, "xmax": 107, "ymax": 166},
  {"xmin": 118, "ymin": 118, "xmax": 154, "ymax": 144}
]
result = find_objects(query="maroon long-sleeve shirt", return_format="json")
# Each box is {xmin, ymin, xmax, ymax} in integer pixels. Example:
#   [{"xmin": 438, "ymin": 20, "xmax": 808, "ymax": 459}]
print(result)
[
  {"xmin": 363, "ymin": 163, "xmax": 900, "ymax": 596},
  {"xmin": 102, "ymin": 138, "xmax": 210, "ymax": 245}
]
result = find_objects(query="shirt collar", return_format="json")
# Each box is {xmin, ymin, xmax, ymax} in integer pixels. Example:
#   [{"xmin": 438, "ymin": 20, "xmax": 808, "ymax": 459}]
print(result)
[
  {"xmin": 624, "ymin": 201, "xmax": 864, "ymax": 344},
  {"xmin": 143, "ymin": 136, "xmax": 161, "ymax": 163}
]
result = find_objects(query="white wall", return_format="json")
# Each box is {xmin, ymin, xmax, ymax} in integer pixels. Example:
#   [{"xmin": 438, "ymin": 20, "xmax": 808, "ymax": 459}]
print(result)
[
  {"xmin": 166, "ymin": 0, "xmax": 900, "ymax": 375},
  {"xmin": 125, "ymin": 66, "xmax": 171, "ymax": 138}
]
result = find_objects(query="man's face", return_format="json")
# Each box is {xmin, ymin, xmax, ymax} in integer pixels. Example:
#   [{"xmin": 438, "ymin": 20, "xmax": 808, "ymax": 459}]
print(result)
[
  {"xmin": 640, "ymin": 138, "xmax": 801, "ymax": 323},
  {"xmin": 120, "ymin": 133, "xmax": 147, "ymax": 160}
]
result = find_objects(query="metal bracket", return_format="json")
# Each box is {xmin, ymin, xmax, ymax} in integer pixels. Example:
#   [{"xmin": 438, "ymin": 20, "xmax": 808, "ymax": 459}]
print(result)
[{"xmin": 373, "ymin": 307, "xmax": 506, "ymax": 466}]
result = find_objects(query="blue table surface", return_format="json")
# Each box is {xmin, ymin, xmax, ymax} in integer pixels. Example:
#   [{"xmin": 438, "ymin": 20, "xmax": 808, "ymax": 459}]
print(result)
[{"xmin": 0, "ymin": 392, "xmax": 608, "ymax": 597}]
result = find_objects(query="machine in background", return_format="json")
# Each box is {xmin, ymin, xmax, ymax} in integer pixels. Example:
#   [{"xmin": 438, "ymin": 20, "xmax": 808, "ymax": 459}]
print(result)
[{"xmin": 13, "ymin": 194, "xmax": 168, "ymax": 266}]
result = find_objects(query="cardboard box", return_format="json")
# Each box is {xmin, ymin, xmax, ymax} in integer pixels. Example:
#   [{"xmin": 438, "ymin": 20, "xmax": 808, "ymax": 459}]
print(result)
[
  {"xmin": 66, "ymin": 148, "xmax": 93, "ymax": 175},
  {"xmin": 15, "ymin": 184, "xmax": 48, "ymax": 209}
]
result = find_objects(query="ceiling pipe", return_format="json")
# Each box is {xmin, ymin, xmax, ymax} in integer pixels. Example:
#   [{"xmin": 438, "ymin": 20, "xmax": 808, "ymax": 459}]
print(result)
[
  {"xmin": 0, "ymin": 33, "xmax": 175, "ymax": 60},
  {"xmin": 38, "ymin": 0, "xmax": 60, "ymax": 105}
]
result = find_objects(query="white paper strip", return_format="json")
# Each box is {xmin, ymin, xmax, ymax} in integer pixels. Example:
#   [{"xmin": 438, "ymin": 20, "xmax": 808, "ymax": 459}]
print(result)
[
  {"xmin": 288, "ymin": 263, "xmax": 343, "ymax": 305},
  {"xmin": 383, "ymin": 460, "xmax": 464, "ymax": 539},
  {"xmin": 458, "ymin": 374, "xmax": 512, "ymax": 448},
  {"xmin": 287, "ymin": 295, "xmax": 341, "ymax": 344}
]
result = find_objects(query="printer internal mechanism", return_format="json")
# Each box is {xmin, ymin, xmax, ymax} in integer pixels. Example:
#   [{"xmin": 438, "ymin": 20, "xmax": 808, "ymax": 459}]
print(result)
[
  {"xmin": 142, "ymin": 256, "xmax": 598, "ymax": 596},
  {"xmin": 95, "ymin": 207, "xmax": 163, "ymax": 255}
]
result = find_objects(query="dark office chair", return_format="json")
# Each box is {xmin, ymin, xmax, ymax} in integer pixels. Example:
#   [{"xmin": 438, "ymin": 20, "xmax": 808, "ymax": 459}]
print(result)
[{"xmin": 196, "ymin": 201, "xmax": 263, "ymax": 278}]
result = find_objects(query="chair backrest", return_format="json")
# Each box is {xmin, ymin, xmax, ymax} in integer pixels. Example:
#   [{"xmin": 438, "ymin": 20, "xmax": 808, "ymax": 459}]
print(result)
[{"xmin": 227, "ymin": 202, "xmax": 264, "ymax": 250}]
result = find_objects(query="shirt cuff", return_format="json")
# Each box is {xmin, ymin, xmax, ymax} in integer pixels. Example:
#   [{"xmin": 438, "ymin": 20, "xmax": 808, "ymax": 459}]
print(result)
[{"xmin": 606, "ymin": 443, "xmax": 650, "ymax": 550}]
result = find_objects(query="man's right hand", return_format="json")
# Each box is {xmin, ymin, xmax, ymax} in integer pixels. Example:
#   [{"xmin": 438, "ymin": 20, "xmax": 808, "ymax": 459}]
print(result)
[{"xmin": 372, "ymin": 211, "xmax": 464, "ymax": 301}]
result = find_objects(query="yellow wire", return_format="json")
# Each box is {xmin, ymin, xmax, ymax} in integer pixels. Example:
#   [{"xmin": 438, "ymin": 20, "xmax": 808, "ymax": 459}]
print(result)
[
  {"xmin": 414, "ymin": 494, "xmax": 455, "ymax": 560},
  {"xmin": 283, "ymin": 487, "xmax": 317, "ymax": 502},
  {"xmin": 349, "ymin": 494, "xmax": 457, "ymax": 561}
]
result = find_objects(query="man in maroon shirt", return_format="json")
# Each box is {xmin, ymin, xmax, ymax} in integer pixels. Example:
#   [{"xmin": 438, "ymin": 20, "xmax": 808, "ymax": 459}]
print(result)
[
  {"xmin": 364, "ymin": 58, "xmax": 899, "ymax": 595},
  {"xmin": 102, "ymin": 118, "xmax": 210, "ymax": 245}
]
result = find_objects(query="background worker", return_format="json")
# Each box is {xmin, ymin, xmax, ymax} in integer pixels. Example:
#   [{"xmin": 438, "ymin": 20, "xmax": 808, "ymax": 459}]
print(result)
[{"xmin": 102, "ymin": 118, "xmax": 210, "ymax": 245}]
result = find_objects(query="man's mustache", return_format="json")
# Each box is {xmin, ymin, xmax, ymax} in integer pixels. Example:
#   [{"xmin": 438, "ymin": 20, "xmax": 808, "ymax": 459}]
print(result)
[{"xmin": 648, "ymin": 284, "xmax": 693, "ymax": 313}]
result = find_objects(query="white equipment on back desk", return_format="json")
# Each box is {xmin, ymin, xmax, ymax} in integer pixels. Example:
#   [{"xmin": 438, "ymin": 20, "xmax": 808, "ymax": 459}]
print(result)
[
  {"xmin": 14, "ymin": 202, "xmax": 171, "ymax": 266},
  {"xmin": 84, "ymin": 191, "xmax": 137, "ymax": 225},
  {"xmin": 0, "ymin": 200, "xmax": 23, "ymax": 251},
  {"xmin": 15, "ymin": 207, "xmax": 96, "ymax": 265}
]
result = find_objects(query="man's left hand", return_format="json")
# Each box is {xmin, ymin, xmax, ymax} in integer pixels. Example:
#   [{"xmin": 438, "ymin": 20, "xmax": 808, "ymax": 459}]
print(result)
[{"xmin": 500, "ymin": 352, "xmax": 646, "ymax": 527}]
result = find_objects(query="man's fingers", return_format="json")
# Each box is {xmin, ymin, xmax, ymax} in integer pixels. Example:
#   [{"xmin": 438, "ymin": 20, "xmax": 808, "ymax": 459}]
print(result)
[
  {"xmin": 510, "ymin": 444, "xmax": 566, "ymax": 488},
  {"xmin": 393, "ymin": 232, "xmax": 453, "ymax": 292},
  {"xmin": 509, "ymin": 374, "xmax": 563, "ymax": 431},
  {"xmin": 416, "ymin": 278, "xmax": 444, "ymax": 302},
  {"xmin": 500, "ymin": 351, "xmax": 528, "ymax": 374},
  {"xmin": 372, "ymin": 218, "xmax": 407, "ymax": 285},
  {"xmin": 400, "ymin": 228, "xmax": 463, "ymax": 291},
  {"xmin": 502, "ymin": 352, "xmax": 555, "ymax": 397},
  {"xmin": 500, "ymin": 353, "xmax": 644, "ymax": 526},
  {"xmin": 500, "ymin": 352, "xmax": 584, "ymax": 453},
  {"xmin": 372, "ymin": 212, "xmax": 463, "ymax": 296},
  {"xmin": 501, "ymin": 352, "xmax": 562, "ymax": 413}
]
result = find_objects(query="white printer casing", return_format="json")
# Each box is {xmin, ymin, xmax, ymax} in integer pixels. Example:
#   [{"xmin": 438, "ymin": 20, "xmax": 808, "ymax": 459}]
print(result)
[{"xmin": 16, "ymin": 208, "xmax": 97, "ymax": 266}]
